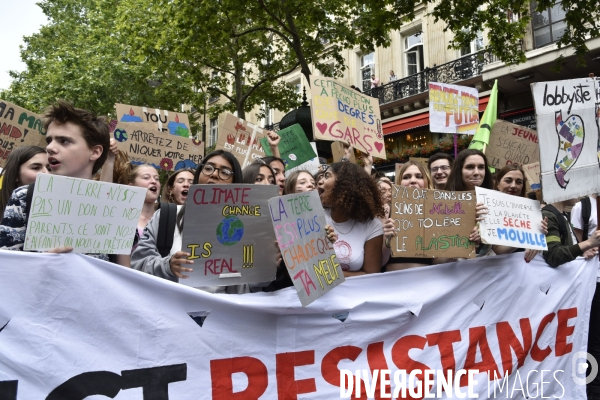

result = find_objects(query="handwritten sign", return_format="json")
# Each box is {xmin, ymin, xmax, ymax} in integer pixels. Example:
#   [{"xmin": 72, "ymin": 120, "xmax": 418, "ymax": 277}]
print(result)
[
  {"xmin": 486, "ymin": 120, "xmax": 539, "ymax": 168},
  {"xmin": 523, "ymin": 162, "xmax": 541, "ymax": 191},
  {"xmin": 23, "ymin": 174, "xmax": 146, "ymax": 254},
  {"xmin": 268, "ymin": 191, "xmax": 343, "ymax": 306},
  {"xmin": 113, "ymin": 122, "xmax": 203, "ymax": 171},
  {"xmin": 285, "ymin": 143, "xmax": 320, "ymax": 177},
  {"xmin": 476, "ymin": 187, "xmax": 547, "ymax": 250},
  {"xmin": 310, "ymin": 76, "xmax": 385, "ymax": 159},
  {"xmin": 532, "ymin": 78, "xmax": 600, "ymax": 203},
  {"xmin": 429, "ymin": 82, "xmax": 479, "ymax": 135},
  {"xmin": 180, "ymin": 184, "xmax": 278, "ymax": 287},
  {"xmin": 259, "ymin": 124, "xmax": 317, "ymax": 170},
  {"xmin": 215, "ymin": 113, "xmax": 268, "ymax": 168},
  {"xmin": 390, "ymin": 186, "xmax": 476, "ymax": 258},
  {"xmin": 0, "ymin": 100, "xmax": 46, "ymax": 167},
  {"xmin": 115, "ymin": 103, "xmax": 191, "ymax": 137}
]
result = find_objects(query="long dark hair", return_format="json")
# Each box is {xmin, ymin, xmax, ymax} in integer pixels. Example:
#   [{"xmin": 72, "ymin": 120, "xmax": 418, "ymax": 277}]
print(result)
[
  {"xmin": 162, "ymin": 168, "xmax": 195, "ymax": 204},
  {"xmin": 494, "ymin": 164, "xmax": 526, "ymax": 197},
  {"xmin": 242, "ymin": 161, "xmax": 276, "ymax": 184},
  {"xmin": 0, "ymin": 146, "xmax": 46, "ymax": 215},
  {"xmin": 445, "ymin": 149, "xmax": 493, "ymax": 191},
  {"xmin": 176, "ymin": 150, "xmax": 243, "ymax": 232}
]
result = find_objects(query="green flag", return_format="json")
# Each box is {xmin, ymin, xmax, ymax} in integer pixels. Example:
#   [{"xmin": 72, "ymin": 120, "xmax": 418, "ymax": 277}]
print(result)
[{"xmin": 469, "ymin": 79, "xmax": 498, "ymax": 151}]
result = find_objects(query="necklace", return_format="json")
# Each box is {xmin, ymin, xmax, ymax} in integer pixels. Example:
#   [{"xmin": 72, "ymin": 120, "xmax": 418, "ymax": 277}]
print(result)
[{"xmin": 331, "ymin": 219, "xmax": 356, "ymax": 235}]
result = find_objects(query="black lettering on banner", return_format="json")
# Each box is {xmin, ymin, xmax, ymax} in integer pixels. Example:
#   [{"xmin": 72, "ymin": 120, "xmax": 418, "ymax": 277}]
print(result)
[
  {"xmin": 121, "ymin": 364, "xmax": 187, "ymax": 400},
  {"xmin": 46, "ymin": 371, "xmax": 122, "ymax": 399},
  {"xmin": 0, "ymin": 381, "xmax": 18, "ymax": 400}
]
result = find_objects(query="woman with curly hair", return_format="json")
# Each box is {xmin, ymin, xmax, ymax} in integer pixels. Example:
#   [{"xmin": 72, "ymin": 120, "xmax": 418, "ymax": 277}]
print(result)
[{"xmin": 320, "ymin": 162, "xmax": 384, "ymax": 276}]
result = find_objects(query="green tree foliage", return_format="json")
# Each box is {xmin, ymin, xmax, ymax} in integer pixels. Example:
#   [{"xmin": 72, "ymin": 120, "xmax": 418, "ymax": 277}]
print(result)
[{"xmin": 1, "ymin": 0, "xmax": 188, "ymax": 115}]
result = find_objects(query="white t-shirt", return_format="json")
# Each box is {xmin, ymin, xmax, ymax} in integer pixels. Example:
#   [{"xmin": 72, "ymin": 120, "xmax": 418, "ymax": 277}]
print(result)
[
  {"xmin": 324, "ymin": 209, "xmax": 383, "ymax": 272},
  {"xmin": 571, "ymin": 197, "xmax": 599, "ymax": 281}
]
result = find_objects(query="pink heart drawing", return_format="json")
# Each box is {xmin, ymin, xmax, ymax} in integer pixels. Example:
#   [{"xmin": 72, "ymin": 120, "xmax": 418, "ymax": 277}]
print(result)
[
  {"xmin": 316, "ymin": 122, "xmax": 327, "ymax": 134},
  {"xmin": 374, "ymin": 142, "xmax": 384, "ymax": 153}
]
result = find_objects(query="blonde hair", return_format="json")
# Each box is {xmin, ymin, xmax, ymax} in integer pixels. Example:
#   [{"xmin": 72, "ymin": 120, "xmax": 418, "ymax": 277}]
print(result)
[{"xmin": 397, "ymin": 161, "xmax": 431, "ymax": 189}]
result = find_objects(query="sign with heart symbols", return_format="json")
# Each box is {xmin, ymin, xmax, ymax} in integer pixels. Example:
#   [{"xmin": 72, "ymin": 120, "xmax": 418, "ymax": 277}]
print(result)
[{"xmin": 310, "ymin": 76, "xmax": 385, "ymax": 159}]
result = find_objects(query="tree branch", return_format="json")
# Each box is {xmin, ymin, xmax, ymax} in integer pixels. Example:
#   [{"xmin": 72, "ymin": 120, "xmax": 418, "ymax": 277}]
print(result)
[
  {"xmin": 241, "ymin": 61, "xmax": 300, "ymax": 102},
  {"xmin": 256, "ymin": 0, "xmax": 294, "ymax": 36},
  {"xmin": 232, "ymin": 26, "xmax": 294, "ymax": 48}
]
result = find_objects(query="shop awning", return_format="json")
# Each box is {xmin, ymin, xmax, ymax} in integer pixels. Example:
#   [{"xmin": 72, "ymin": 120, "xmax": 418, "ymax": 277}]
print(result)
[{"xmin": 383, "ymin": 95, "xmax": 490, "ymax": 136}]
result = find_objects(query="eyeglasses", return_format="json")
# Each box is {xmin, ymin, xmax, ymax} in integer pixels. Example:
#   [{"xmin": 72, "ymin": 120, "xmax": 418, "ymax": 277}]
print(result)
[
  {"xmin": 431, "ymin": 165, "xmax": 451, "ymax": 173},
  {"xmin": 201, "ymin": 164, "xmax": 234, "ymax": 180}
]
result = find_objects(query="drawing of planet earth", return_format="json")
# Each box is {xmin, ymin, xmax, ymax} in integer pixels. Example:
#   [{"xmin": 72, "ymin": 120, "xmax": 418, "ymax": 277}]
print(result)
[{"xmin": 216, "ymin": 216, "xmax": 244, "ymax": 246}]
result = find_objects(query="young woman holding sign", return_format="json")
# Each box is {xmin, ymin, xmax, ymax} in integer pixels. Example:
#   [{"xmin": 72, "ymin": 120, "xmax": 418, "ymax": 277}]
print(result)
[
  {"xmin": 320, "ymin": 162, "xmax": 383, "ymax": 276},
  {"xmin": 132, "ymin": 150, "xmax": 247, "ymax": 292},
  {"xmin": 283, "ymin": 170, "xmax": 315, "ymax": 194}
]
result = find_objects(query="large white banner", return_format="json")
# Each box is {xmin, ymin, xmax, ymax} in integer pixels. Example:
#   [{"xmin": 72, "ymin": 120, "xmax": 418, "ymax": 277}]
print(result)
[{"xmin": 0, "ymin": 251, "xmax": 595, "ymax": 399}]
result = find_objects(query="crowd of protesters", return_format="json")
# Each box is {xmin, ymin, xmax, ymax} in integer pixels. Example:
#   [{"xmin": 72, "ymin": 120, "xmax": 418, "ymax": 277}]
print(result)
[{"xmin": 1, "ymin": 101, "xmax": 600, "ymax": 395}]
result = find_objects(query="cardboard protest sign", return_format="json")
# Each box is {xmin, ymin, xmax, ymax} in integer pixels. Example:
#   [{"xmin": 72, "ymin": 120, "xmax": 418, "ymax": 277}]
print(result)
[
  {"xmin": 390, "ymin": 186, "xmax": 477, "ymax": 258},
  {"xmin": 23, "ymin": 174, "xmax": 146, "ymax": 254},
  {"xmin": 330, "ymin": 141, "xmax": 357, "ymax": 163},
  {"xmin": 113, "ymin": 122, "xmax": 203, "ymax": 171},
  {"xmin": 394, "ymin": 163, "xmax": 404, "ymax": 184},
  {"xmin": 115, "ymin": 103, "xmax": 191, "ymax": 137},
  {"xmin": 285, "ymin": 142, "xmax": 320, "ymax": 177},
  {"xmin": 476, "ymin": 187, "xmax": 547, "ymax": 250},
  {"xmin": 0, "ymin": 100, "xmax": 46, "ymax": 167},
  {"xmin": 259, "ymin": 124, "xmax": 317, "ymax": 170},
  {"xmin": 215, "ymin": 113, "xmax": 268, "ymax": 168},
  {"xmin": 429, "ymin": 82, "xmax": 479, "ymax": 135},
  {"xmin": 486, "ymin": 120, "xmax": 539, "ymax": 168},
  {"xmin": 531, "ymin": 77, "xmax": 600, "ymax": 203},
  {"xmin": 523, "ymin": 162, "xmax": 541, "ymax": 191},
  {"xmin": 310, "ymin": 76, "xmax": 385, "ymax": 159},
  {"xmin": 269, "ymin": 191, "xmax": 343, "ymax": 306},
  {"xmin": 180, "ymin": 184, "xmax": 278, "ymax": 287}
]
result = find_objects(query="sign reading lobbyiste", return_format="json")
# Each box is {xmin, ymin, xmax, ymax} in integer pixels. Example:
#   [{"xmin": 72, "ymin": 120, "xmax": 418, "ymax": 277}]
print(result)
[
  {"xmin": 181, "ymin": 184, "xmax": 278, "ymax": 287},
  {"xmin": 215, "ymin": 113, "xmax": 268, "ymax": 168},
  {"xmin": 269, "ymin": 191, "xmax": 343, "ymax": 306},
  {"xmin": 531, "ymin": 77, "xmax": 600, "ymax": 203},
  {"xmin": 390, "ymin": 186, "xmax": 476, "ymax": 258},
  {"xmin": 429, "ymin": 82, "xmax": 479, "ymax": 135},
  {"xmin": 113, "ymin": 122, "xmax": 204, "ymax": 171},
  {"xmin": 476, "ymin": 187, "xmax": 547, "ymax": 250},
  {"xmin": 310, "ymin": 76, "xmax": 385, "ymax": 159},
  {"xmin": 0, "ymin": 99, "xmax": 46, "ymax": 167},
  {"xmin": 485, "ymin": 119, "xmax": 540, "ymax": 168},
  {"xmin": 23, "ymin": 174, "xmax": 146, "ymax": 254}
]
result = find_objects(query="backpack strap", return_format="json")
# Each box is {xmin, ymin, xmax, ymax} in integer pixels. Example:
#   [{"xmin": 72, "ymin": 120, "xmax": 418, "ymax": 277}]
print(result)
[
  {"xmin": 581, "ymin": 196, "xmax": 591, "ymax": 241},
  {"xmin": 544, "ymin": 204, "xmax": 569, "ymax": 246},
  {"xmin": 157, "ymin": 202, "xmax": 177, "ymax": 258},
  {"xmin": 23, "ymin": 182, "xmax": 36, "ymax": 226}
]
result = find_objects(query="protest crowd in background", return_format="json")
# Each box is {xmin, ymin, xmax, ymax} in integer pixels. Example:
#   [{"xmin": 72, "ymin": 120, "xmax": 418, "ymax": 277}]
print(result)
[{"xmin": 1, "ymin": 74, "xmax": 600, "ymax": 398}]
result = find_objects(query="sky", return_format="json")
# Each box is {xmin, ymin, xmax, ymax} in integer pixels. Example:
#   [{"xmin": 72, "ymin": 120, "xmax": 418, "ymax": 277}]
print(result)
[{"xmin": 0, "ymin": 0, "xmax": 48, "ymax": 90}]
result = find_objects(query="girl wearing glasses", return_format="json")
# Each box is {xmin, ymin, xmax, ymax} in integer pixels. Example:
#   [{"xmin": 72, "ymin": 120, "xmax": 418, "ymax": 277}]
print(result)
[
  {"xmin": 132, "ymin": 150, "xmax": 245, "ymax": 290},
  {"xmin": 320, "ymin": 162, "xmax": 384, "ymax": 276}
]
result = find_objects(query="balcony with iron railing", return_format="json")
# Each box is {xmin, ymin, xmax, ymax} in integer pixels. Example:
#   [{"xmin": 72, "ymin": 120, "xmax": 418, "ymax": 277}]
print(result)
[{"xmin": 363, "ymin": 49, "xmax": 497, "ymax": 105}]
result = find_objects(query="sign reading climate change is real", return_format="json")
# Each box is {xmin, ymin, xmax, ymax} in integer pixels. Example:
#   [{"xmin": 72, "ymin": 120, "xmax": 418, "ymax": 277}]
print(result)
[
  {"xmin": 269, "ymin": 191, "xmax": 343, "ymax": 306},
  {"xmin": 476, "ymin": 187, "xmax": 547, "ymax": 250},
  {"xmin": 24, "ymin": 174, "xmax": 146, "ymax": 254},
  {"xmin": 390, "ymin": 186, "xmax": 477, "ymax": 258},
  {"xmin": 310, "ymin": 76, "xmax": 386, "ymax": 159},
  {"xmin": 181, "ymin": 184, "xmax": 278, "ymax": 287},
  {"xmin": 429, "ymin": 82, "xmax": 479, "ymax": 135},
  {"xmin": 531, "ymin": 77, "xmax": 600, "ymax": 203}
]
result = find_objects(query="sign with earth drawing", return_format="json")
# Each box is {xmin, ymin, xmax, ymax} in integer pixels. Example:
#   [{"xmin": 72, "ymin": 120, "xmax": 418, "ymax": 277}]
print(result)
[
  {"xmin": 180, "ymin": 184, "xmax": 279, "ymax": 287},
  {"xmin": 115, "ymin": 103, "xmax": 191, "ymax": 137}
]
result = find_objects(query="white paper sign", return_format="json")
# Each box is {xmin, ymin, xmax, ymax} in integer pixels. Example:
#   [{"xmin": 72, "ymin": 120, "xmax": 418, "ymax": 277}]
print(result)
[
  {"xmin": 23, "ymin": 174, "xmax": 146, "ymax": 254},
  {"xmin": 0, "ymin": 251, "xmax": 593, "ymax": 398},
  {"xmin": 285, "ymin": 142, "xmax": 320, "ymax": 177},
  {"xmin": 476, "ymin": 187, "xmax": 547, "ymax": 250},
  {"xmin": 429, "ymin": 82, "xmax": 479, "ymax": 135},
  {"xmin": 531, "ymin": 78, "xmax": 600, "ymax": 203}
]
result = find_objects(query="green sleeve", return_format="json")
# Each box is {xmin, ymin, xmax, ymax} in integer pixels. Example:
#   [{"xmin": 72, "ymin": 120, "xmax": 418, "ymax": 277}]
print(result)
[{"xmin": 541, "ymin": 209, "xmax": 583, "ymax": 268}]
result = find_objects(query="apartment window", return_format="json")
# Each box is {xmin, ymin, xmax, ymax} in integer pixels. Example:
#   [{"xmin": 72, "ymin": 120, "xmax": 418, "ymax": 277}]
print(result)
[
  {"xmin": 360, "ymin": 52, "xmax": 375, "ymax": 92},
  {"xmin": 460, "ymin": 31, "xmax": 484, "ymax": 56},
  {"xmin": 209, "ymin": 71, "xmax": 220, "ymax": 103},
  {"xmin": 263, "ymin": 103, "xmax": 273, "ymax": 127},
  {"xmin": 209, "ymin": 118, "xmax": 218, "ymax": 146},
  {"xmin": 404, "ymin": 33, "xmax": 424, "ymax": 76},
  {"xmin": 531, "ymin": 1, "xmax": 566, "ymax": 48}
]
